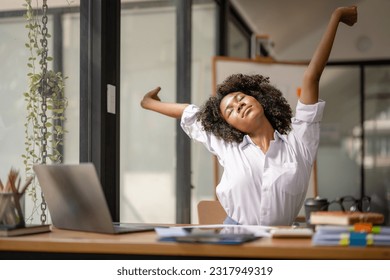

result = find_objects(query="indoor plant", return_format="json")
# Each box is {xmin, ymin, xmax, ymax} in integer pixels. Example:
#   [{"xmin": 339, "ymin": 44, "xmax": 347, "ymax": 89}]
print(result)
[{"xmin": 22, "ymin": 0, "xmax": 68, "ymax": 224}]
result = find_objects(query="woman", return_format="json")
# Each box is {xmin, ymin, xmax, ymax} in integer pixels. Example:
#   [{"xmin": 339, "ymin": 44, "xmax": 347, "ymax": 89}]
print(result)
[{"xmin": 140, "ymin": 6, "xmax": 358, "ymax": 225}]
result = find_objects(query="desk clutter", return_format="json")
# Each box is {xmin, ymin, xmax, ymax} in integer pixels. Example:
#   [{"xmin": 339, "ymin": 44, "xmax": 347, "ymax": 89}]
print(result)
[
  {"xmin": 304, "ymin": 196, "xmax": 380, "ymax": 225},
  {"xmin": 154, "ymin": 213, "xmax": 388, "ymax": 247},
  {"xmin": 0, "ymin": 168, "xmax": 51, "ymax": 237},
  {"xmin": 155, "ymin": 223, "xmax": 390, "ymax": 247},
  {"xmin": 304, "ymin": 196, "xmax": 390, "ymax": 247}
]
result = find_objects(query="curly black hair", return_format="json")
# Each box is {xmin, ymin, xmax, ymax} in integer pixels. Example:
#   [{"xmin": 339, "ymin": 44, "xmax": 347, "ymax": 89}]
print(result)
[{"xmin": 196, "ymin": 73, "xmax": 293, "ymax": 143}]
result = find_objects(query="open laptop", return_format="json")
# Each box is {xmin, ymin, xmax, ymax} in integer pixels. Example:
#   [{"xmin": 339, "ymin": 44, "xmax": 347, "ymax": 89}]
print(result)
[{"xmin": 33, "ymin": 163, "xmax": 156, "ymax": 234}]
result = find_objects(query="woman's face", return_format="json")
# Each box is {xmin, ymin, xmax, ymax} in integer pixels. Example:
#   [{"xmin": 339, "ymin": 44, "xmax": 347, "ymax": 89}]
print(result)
[{"xmin": 219, "ymin": 91, "xmax": 264, "ymax": 133}]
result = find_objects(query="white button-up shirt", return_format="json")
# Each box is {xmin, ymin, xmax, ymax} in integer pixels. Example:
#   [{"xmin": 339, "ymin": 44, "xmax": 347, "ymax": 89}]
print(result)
[{"xmin": 181, "ymin": 100, "xmax": 325, "ymax": 226}]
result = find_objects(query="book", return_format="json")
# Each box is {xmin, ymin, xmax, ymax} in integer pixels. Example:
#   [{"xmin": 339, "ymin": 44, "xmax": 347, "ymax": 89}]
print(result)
[
  {"xmin": 310, "ymin": 211, "xmax": 384, "ymax": 226},
  {"xmin": 270, "ymin": 227, "xmax": 313, "ymax": 238},
  {"xmin": 0, "ymin": 224, "xmax": 51, "ymax": 237},
  {"xmin": 312, "ymin": 232, "xmax": 390, "ymax": 246},
  {"xmin": 312, "ymin": 226, "xmax": 390, "ymax": 247},
  {"xmin": 312, "ymin": 224, "xmax": 390, "ymax": 246},
  {"xmin": 315, "ymin": 225, "xmax": 390, "ymax": 235}
]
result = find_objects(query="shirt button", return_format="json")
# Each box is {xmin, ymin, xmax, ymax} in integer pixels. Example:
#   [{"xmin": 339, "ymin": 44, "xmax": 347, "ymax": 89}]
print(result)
[{"xmin": 263, "ymin": 188, "xmax": 268, "ymax": 192}]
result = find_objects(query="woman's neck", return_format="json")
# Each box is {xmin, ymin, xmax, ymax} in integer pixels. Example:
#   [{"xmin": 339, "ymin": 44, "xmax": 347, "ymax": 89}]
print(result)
[{"xmin": 248, "ymin": 120, "xmax": 275, "ymax": 153}]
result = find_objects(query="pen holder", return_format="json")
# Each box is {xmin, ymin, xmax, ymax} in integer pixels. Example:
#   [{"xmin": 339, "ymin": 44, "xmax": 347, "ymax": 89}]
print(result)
[{"xmin": 0, "ymin": 192, "xmax": 25, "ymax": 229}]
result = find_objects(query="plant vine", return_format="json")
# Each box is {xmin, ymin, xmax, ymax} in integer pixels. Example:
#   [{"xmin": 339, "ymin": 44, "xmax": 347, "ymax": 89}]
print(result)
[{"xmin": 22, "ymin": 0, "xmax": 68, "ymax": 223}]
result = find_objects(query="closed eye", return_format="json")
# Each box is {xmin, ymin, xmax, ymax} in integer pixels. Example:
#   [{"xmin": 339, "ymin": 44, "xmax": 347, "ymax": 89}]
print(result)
[{"xmin": 223, "ymin": 93, "xmax": 246, "ymax": 118}]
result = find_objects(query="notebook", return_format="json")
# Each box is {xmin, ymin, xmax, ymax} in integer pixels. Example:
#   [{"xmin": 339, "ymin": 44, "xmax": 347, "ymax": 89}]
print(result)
[{"xmin": 33, "ymin": 163, "xmax": 156, "ymax": 234}]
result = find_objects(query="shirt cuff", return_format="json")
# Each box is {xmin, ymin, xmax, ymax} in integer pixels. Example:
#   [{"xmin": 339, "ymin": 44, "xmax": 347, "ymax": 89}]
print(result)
[{"xmin": 295, "ymin": 99, "xmax": 326, "ymax": 123}]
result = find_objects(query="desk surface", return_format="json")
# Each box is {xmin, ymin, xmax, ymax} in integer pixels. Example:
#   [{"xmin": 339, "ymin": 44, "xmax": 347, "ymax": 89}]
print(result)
[{"xmin": 1, "ymin": 226, "xmax": 390, "ymax": 259}]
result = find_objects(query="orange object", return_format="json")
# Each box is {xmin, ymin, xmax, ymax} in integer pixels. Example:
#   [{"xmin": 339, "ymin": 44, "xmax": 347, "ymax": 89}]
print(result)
[
  {"xmin": 296, "ymin": 87, "xmax": 302, "ymax": 97},
  {"xmin": 354, "ymin": 223, "xmax": 373, "ymax": 232}
]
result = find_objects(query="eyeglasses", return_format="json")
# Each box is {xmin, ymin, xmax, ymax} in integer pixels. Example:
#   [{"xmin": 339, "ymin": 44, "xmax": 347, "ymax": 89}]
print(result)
[{"xmin": 329, "ymin": 195, "xmax": 371, "ymax": 212}]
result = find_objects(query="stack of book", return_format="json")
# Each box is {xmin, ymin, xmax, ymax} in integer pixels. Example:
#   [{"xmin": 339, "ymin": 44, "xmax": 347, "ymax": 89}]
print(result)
[{"xmin": 312, "ymin": 224, "xmax": 390, "ymax": 246}]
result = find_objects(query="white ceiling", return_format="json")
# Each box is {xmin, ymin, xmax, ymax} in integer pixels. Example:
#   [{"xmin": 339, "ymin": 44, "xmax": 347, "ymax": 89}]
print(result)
[
  {"xmin": 231, "ymin": 0, "xmax": 359, "ymax": 52},
  {"xmin": 231, "ymin": 0, "xmax": 389, "ymax": 60}
]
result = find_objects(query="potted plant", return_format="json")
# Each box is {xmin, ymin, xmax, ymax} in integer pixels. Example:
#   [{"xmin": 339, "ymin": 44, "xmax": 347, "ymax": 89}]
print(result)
[{"xmin": 22, "ymin": 0, "xmax": 68, "ymax": 224}]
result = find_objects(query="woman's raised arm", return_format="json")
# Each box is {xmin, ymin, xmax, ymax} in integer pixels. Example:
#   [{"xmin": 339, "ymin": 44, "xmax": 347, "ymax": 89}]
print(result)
[{"xmin": 300, "ymin": 6, "xmax": 358, "ymax": 104}]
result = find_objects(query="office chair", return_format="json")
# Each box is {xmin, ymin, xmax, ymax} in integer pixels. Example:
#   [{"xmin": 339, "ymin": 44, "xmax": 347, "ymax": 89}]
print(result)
[
  {"xmin": 197, "ymin": 200, "xmax": 307, "ymax": 226},
  {"xmin": 197, "ymin": 200, "xmax": 227, "ymax": 224}
]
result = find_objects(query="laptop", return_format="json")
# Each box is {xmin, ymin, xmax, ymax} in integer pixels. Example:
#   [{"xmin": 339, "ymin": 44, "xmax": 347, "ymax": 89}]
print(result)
[{"xmin": 33, "ymin": 163, "xmax": 156, "ymax": 234}]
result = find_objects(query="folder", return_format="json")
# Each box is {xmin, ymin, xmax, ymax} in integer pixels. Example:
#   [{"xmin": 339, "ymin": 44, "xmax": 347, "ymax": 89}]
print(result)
[{"xmin": 312, "ymin": 225, "xmax": 390, "ymax": 246}]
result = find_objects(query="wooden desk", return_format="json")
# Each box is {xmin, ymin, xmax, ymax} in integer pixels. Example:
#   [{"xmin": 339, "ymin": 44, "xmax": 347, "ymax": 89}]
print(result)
[{"xmin": 1, "ymin": 227, "xmax": 390, "ymax": 259}]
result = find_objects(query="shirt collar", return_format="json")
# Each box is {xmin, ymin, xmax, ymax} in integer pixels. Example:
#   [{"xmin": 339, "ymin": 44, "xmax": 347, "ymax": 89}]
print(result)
[
  {"xmin": 274, "ymin": 130, "xmax": 288, "ymax": 143},
  {"xmin": 240, "ymin": 130, "xmax": 287, "ymax": 148}
]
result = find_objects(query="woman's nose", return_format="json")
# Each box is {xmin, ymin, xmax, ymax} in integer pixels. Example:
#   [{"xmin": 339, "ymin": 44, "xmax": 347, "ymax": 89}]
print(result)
[{"xmin": 236, "ymin": 102, "xmax": 245, "ymax": 113}]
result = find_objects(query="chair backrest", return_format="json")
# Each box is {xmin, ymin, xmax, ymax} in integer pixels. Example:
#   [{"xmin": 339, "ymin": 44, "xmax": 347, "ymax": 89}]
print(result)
[{"xmin": 197, "ymin": 200, "xmax": 227, "ymax": 224}]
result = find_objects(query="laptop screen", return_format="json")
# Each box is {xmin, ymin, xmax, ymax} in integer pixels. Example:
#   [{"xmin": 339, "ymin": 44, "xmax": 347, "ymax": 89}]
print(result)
[{"xmin": 33, "ymin": 163, "xmax": 118, "ymax": 233}]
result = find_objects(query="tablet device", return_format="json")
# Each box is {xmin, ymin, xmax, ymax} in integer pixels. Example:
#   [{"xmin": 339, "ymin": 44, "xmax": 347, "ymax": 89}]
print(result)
[{"xmin": 160, "ymin": 226, "xmax": 259, "ymax": 245}]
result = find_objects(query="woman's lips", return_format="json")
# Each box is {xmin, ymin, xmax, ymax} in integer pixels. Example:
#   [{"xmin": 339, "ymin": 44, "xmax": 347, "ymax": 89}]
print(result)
[{"xmin": 241, "ymin": 105, "xmax": 252, "ymax": 117}]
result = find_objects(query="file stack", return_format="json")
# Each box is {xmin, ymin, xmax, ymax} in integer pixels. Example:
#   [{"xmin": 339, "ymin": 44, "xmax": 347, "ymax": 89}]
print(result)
[{"xmin": 312, "ymin": 224, "xmax": 390, "ymax": 246}]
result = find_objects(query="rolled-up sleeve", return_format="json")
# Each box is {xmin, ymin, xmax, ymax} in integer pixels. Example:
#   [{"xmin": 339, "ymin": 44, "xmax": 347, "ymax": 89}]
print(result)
[
  {"xmin": 181, "ymin": 104, "xmax": 226, "ymax": 161},
  {"xmin": 291, "ymin": 100, "xmax": 326, "ymax": 163},
  {"xmin": 181, "ymin": 105, "xmax": 207, "ymax": 142},
  {"xmin": 295, "ymin": 100, "xmax": 325, "ymax": 122}
]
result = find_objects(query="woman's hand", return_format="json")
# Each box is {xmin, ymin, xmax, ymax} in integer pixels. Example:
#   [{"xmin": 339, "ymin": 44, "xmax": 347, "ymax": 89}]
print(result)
[
  {"xmin": 140, "ymin": 86, "xmax": 188, "ymax": 118},
  {"xmin": 140, "ymin": 86, "xmax": 161, "ymax": 109},
  {"xmin": 335, "ymin": 6, "xmax": 358, "ymax": 26}
]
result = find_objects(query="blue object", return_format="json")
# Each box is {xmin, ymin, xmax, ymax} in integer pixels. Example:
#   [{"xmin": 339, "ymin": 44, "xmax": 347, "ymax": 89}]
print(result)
[{"xmin": 349, "ymin": 232, "xmax": 367, "ymax": 247}]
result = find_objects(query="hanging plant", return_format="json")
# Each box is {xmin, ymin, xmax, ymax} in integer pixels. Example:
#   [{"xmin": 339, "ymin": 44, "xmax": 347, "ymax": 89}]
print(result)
[{"xmin": 22, "ymin": 0, "xmax": 68, "ymax": 224}]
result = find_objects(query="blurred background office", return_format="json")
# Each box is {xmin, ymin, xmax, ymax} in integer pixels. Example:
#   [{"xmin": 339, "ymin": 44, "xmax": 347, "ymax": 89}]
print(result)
[{"xmin": 0, "ymin": 0, "xmax": 389, "ymax": 225}]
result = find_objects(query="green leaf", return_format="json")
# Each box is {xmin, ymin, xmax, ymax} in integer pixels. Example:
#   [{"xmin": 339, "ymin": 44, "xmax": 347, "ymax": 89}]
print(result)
[{"xmin": 55, "ymin": 125, "xmax": 63, "ymax": 132}]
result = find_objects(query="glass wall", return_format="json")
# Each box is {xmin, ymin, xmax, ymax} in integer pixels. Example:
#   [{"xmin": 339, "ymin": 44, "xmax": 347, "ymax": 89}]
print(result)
[
  {"xmin": 120, "ymin": 3, "xmax": 177, "ymax": 223},
  {"xmin": 364, "ymin": 66, "xmax": 390, "ymax": 224},
  {"xmin": 120, "ymin": 1, "xmax": 216, "ymax": 224},
  {"xmin": 0, "ymin": 15, "xmax": 30, "ymax": 183},
  {"xmin": 317, "ymin": 66, "xmax": 361, "ymax": 203},
  {"xmin": 317, "ymin": 64, "xmax": 390, "ymax": 225}
]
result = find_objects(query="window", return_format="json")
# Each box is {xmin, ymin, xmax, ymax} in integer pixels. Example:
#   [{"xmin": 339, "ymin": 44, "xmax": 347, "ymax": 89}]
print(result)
[
  {"xmin": 0, "ymin": 2, "xmax": 80, "ymax": 223},
  {"xmin": 120, "ymin": 1, "xmax": 217, "ymax": 223}
]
